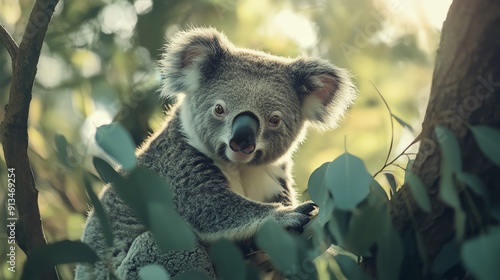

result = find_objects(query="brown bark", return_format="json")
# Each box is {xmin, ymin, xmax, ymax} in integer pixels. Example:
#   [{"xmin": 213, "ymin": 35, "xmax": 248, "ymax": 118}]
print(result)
[
  {"xmin": 0, "ymin": 0, "xmax": 60, "ymax": 279},
  {"xmin": 380, "ymin": 0, "xmax": 500, "ymax": 279}
]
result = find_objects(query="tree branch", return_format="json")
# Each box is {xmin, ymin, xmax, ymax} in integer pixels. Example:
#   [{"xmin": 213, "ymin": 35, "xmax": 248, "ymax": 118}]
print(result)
[
  {"xmin": 0, "ymin": 23, "xmax": 19, "ymax": 63},
  {"xmin": 0, "ymin": 0, "xmax": 60, "ymax": 279}
]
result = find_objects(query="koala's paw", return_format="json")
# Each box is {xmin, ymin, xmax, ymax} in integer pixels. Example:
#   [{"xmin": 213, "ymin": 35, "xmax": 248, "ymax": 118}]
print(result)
[{"xmin": 275, "ymin": 201, "xmax": 318, "ymax": 233}]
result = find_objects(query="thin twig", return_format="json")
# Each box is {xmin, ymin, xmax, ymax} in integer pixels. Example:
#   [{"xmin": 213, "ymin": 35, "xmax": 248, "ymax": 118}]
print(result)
[
  {"xmin": 371, "ymin": 81, "xmax": 395, "ymax": 171},
  {"xmin": 0, "ymin": 23, "xmax": 19, "ymax": 61},
  {"xmin": 373, "ymin": 135, "xmax": 422, "ymax": 178}
]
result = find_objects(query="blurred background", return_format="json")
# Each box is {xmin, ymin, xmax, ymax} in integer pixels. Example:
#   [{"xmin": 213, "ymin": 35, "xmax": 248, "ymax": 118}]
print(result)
[{"xmin": 0, "ymin": 0, "xmax": 451, "ymax": 278}]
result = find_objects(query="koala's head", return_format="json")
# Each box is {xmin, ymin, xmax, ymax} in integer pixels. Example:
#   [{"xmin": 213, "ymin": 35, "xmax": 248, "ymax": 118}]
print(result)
[{"xmin": 159, "ymin": 28, "xmax": 355, "ymax": 166}]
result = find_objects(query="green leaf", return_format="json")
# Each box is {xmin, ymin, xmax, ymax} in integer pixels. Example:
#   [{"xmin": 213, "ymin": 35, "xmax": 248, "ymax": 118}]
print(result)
[
  {"xmin": 455, "ymin": 209, "xmax": 466, "ymax": 241},
  {"xmin": 435, "ymin": 126, "xmax": 461, "ymax": 210},
  {"xmin": 325, "ymin": 153, "xmax": 372, "ymax": 210},
  {"xmin": 209, "ymin": 239, "xmax": 246, "ymax": 280},
  {"xmin": 22, "ymin": 240, "xmax": 99, "ymax": 280},
  {"xmin": 111, "ymin": 166, "xmax": 196, "ymax": 251},
  {"xmin": 139, "ymin": 265, "xmax": 170, "ymax": 280},
  {"xmin": 95, "ymin": 123, "xmax": 137, "ymax": 171},
  {"xmin": 335, "ymin": 254, "xmax": 371, "ymax": 280},
  {"xmin": 470, "ymin": 125, "xmax": 500, "ymax": 167},
  {"xmin": 93, "ymin": 157, "xmax": 123, "ymax": 184},
  {"xmin": 435, "ymin": 125, "xmax": 462, "ymax": 172},
  {"xmin": 433, "ymin": 239, "xmax": 460, "ymax": 275},
  {"xmin": 415, "ymin": 231, "xmax": 428, "ymax": 272},
  {"xmin": 343, "ymin": 190, "xmax": 386, "ymax": 255},
  {"xmin": 148, "ymin": 203, "xmax": 197, "ymax": 251},
  {"xmin": 456, "ymin": 172, "xmax": 488, "ymax": 199},
  {"xmin": 172, "ymin": 270, "xmax": 212, "ymax": 280},
  {"xmin": 327, "ymin": 208, "xmax": 351, "ymax": 245},
  {"xmin": 113, "ymin": 167, "xmax": 172, "ymax": 226},
  {"xmin": 54, "ymin": 134, "xmax": 69, "ymax": 165},
  {"xmin": 84, "ymin": 176, "xmax": 114, "ymax": 247},
  {"xmin": 307, "ymin": 162, "xmax": 333, "ymax": 225},
  {"xmin": 256, "ymin": 220, "xmax": 298, "ymax": 273},
  {"xmin": 370, "ymin": 180, "xmax": 389, "ymax": 202},
  {"xmin": 405, "ymin": 167, "xmax": 431, "ymax": 213},
  {"xmin": 376, "ymin": 216, "xmax": 404, "ymax": 280},
  {"xmin": 461, "ymin": 227, "xmax": 500, "ymax": 280},
  {"xmin": 392, "ymin": 114, "xmax": 414, "ymax": 133},
  {"xmin": 245, "ymin": 264, "xmax": 261, "ymax": 280},
  {"xmin": 384, "ymin": 173, "xmax": 397, "ymax": 195},
  {"xmin": 440, "ymin": 172, "xmax": 461, "ymax": 210}
]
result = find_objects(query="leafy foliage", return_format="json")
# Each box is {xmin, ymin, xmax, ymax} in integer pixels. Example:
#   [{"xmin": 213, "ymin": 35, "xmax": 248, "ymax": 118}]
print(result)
[
  {"xmin": 68, "ymin": 123, "xmax": 500, "ymax": 279},
  {"xmin": 139, "ymin": 265, "xmax": 171, "ymax": 280},
  {"xmin": 21, "ymin": 241, "xmax": 99, "ymax": 280},
  {"xmin": 461, "ymin": 227, "xmax": 500, "ymax": 280},
  {"xmin": 209, "ymin": 239, "xmax": 246, "ymax": 280},
  {"xmin": 95, "ymin": 123, "xmax": 137, "ymax": 171},
  {"xmin": 16, "ymin": 123, "xmax": 500, "ymax": 279},
  {"xmin": 404, "ymin": 160, "xmax": 431, "ymax": 213}
]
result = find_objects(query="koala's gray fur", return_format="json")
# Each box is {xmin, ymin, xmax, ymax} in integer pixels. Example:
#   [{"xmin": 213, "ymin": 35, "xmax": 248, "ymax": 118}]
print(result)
[{"xmin": 75, "ymin": 28, "xmax": 355, "ymax": 279}]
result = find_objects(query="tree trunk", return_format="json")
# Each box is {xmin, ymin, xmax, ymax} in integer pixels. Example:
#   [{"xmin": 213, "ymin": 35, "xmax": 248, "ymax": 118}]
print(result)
[{"xmin": 387, "ymin": 0, "xmax": 500, "ymax": 278}]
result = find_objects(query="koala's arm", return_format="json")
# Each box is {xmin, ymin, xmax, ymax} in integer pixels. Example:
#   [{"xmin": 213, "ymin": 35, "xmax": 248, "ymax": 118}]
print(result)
[{"xmin": 138, "ymin": 116, "xmax": 315, "ymax": 243}]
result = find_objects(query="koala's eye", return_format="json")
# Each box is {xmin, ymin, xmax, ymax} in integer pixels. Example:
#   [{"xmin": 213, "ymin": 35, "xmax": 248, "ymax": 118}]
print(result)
[
  {"xmin": 214, "ymin": 104, "xmax": 225, "ymax": 115},
  {"xmin": 269, "ymin": 115, "xmax": 281, "ymax": 126}
]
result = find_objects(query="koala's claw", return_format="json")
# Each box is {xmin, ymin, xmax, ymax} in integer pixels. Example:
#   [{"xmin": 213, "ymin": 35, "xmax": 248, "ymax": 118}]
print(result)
[
  {"xmin": 275, "ymin": 201, "xmax": 319, "ymax": 233},
  {"xmin": 294, "ymin": 201, "xmax": 319, "ymax": 216}
]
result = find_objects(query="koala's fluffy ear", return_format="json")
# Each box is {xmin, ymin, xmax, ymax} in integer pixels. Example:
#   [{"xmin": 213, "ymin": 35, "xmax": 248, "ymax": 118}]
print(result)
[
  {"xmin": 159, "ymin": 28, "xmax": 232, "ymax": 99},
  {"xmin": 290, "ymin": 58, "xmax": 356, "ymax": 130}
]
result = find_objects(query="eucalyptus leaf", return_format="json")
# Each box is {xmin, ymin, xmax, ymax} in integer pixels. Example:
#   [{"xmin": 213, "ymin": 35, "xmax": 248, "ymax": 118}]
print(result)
[
  {"xmin": 405, "ymin": 169, "xmax": 431, "ymax": 213},
  {"xmin": 376, "ymin": 216, "xmax": 404, "ymax": 280},
  {"xmin": 461, "ymin": 228, "xmax": 500, "ymax": 280},
  {"xmin": 256, "ymin": 220, "xmax": 298, "ymax": 273},
  {"xmin": 343, "ymin": 191, "xmax": 386, "ymax": 255},
  {"xmin": 455, "ymin": 209, "xmax": 466, "ymax": 241},
  {"xmin": 113, "ymin": 166, "xmax": 173, "ymax": 227},
  {"xmin": 84, "ymin": 176, "xmax": 114, "ymax": 247},
  {"xmin": 470, "ymin": 125, "xmax": 500, "ymax": 167},
  {"xmin": 139, "ymin": 264, "xmax": 170, "ymax": 280},
  {"xmin": 22, "ymin": 241, "xmax": 99, "ymax": 280},
  {"xmin": 370, "ymin": 179, "xmax": 389, "ymax": 202},
  {"xmin": 148, "ymin": 202, "xmax": 196, "ymax": 251},
  {"xmin": 439, "ymin": 172, "xmax": 461, "ymax": 210},
  {"xmin": 392, "ymin": 114, "xmax": 414, "ymax": 133},
  {"xmin": 54, "ymin": 134, "xmax": 69, "ymax": 165},
  {"xmin": 109, "ymin": 166, "xmax": 196, "ymax": 251},
  {"xmin": 327, "ymin": 208, "xmax": 351, "ymax": 245},
  {"xmin": 456, "ymin": 171, "xmax": 488, "ymax": 199},
  {"xmin": 433, "ymin": 239, "xmax": 460, "ymax": 275},
  {"xmin": 415, "ymin": 231, "xmax": 429, "ymax": 272},
  {"xmin": 95, "ymin": 123, "xmax": 137, "ymax": 171},
  {"xmin": 325, "ymin": 153, "xmax": 371, "ymax": 210},
  {"xmin": 335, "ymin": 254, "xmax": 371, "ymax": 280},
  {"xmin": 308, "ymin": 162, "xmax": 331, "ymax": 224},
  {"xmin": 435, "ymin": 126, "xmax": 461, "ymax": 210},
  {"xmin": 93, "ymin": 157, "xmax": 123, "ymax": 184},
  {"xmin": 384, "ymin": 172, "xmax": 397, "ymax": 195},
  {"xmin": 435, "ymin": 125, "xmax": 462, "ymax": 172},
  {"xmin": 209, "ymin": 239, "xmax": 246, "ymax": 280}
]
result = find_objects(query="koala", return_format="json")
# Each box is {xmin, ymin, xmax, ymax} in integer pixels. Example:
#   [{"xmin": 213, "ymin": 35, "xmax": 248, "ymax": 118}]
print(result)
[{"xmin": 75, "ymin": 28, "xmax": 355, "ymax": 280}]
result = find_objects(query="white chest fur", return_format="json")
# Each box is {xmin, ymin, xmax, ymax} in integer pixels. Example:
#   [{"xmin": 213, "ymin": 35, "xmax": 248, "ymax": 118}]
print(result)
[{"xmin": 215, "ymin": 162, "xmax": 285, "ymax": 202}]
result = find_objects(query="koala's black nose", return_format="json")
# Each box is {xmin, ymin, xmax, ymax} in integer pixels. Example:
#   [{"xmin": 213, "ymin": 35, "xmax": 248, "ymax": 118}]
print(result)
[{"xmin": 230, "ymin": 112, "xmax": 259, "ymax": 154}]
